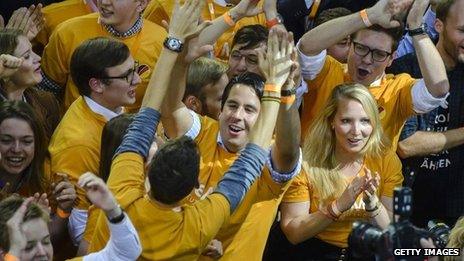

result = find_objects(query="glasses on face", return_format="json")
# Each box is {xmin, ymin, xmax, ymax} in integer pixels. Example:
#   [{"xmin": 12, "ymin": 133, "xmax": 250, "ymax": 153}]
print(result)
[
  {"xmin": 230, "ymin": 51, "xmax": 259, "ymax": 67},
  {"xmin": 100, "ymin": 61, "xmax": 139, "ymax": 85},
  {"xmin": 352, "ymin": 41, "xmax": 392, "ymax": 62}
]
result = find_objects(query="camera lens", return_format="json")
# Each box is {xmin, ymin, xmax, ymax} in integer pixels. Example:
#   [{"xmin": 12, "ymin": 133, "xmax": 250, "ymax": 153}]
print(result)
[
  {"xmin": 427, "ymin": 220, "xmax": 450, "ymax": 248},
  {"xmin": 348, "ymin": 221, "xmax": 384, "ymax": 257}
]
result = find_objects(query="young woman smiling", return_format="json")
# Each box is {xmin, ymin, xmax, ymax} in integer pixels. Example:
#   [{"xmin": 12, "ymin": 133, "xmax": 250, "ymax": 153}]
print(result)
[{"xmin": 279, "ymin": 83, "xmax": 403, "ymax": 260}]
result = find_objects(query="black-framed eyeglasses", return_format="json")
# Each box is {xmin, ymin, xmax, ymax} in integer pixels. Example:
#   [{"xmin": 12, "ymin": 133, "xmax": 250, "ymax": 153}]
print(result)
[
  {"xmin": 230, "ymin": 50, "xmax": 259, "ymax": 66},
  {"xmin": 100, "ymin": 61, "xmax": 140, "ymax": 85},
  {"xmin": 352, "ymin": 41, "xmax": 392, "ymax": 62}
]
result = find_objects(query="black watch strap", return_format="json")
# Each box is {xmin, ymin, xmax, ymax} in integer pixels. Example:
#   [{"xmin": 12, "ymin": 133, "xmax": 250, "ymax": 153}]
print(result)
[
  {"xmin": 408, "ymin": 24, "xmax": 426, "ymax": 37},
  {"xmin": 108, "ymin": 208, "xmax": 125, "ymax": 224},
  {"xmin": 281, "ymin": 88, "xmax": 296, "ymax": 97}
]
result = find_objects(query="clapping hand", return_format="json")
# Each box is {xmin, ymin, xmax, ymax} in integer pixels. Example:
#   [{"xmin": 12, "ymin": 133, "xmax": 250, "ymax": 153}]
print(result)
[
  {"xmin": 369, "ymin": 0, "xmax": 413, "ymax": 28},
  {"xmin": 6, "ymin": 5, "xmax": 45, "ymax": 40},
  {"xmin": 362, "ymin": 168, "xmax": 381, "ymax": 209},
  {"xmin": 337, "ymin": 175, "xmax": 367, "ymax": 212}
]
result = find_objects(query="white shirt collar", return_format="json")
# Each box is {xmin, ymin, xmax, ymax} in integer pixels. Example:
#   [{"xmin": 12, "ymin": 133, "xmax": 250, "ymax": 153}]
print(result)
[
  {"xmin": 83, "ymin": 96, "xmax": 122, "ymax": 121},
  {"xmin": 369, "ymin": 73, "xmax": 385, "ymax": 87}
]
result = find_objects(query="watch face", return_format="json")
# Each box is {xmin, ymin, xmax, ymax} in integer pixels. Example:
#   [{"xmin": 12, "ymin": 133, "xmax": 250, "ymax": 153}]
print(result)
[{"xmin": 168, "ymin": 39, "xmax": 181, "ymax": 49}]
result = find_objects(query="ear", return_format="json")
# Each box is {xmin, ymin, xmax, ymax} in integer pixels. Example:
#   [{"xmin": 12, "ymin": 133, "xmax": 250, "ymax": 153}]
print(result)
[
  {"xmin": 136, "ymin": 0, "xmax": 148, "ymax": 13},
  {"xmin": 435, "ymin": 18, "xmax": 444, "ymax": 34},
  {"xmin": 89, "ymin": 78, "xmax": 104, "ymax": 94},
  {"xmin": 386, "ymin": 51, "xmax": 396, "ymax": 67},
  {"xmin": 184, "ymin": 95, "xmax": 203, "ymax": 114}
]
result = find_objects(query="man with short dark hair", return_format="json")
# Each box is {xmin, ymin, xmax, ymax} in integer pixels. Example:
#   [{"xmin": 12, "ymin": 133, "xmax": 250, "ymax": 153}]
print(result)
[
  {"xmin": 297, "ymin": 0, "xmax": 449, "ymax": 151},
  {"xmin": 391, "ymin": 0, "xmax": 464, "ymax": 228},
  {"xmin": 39, "ymin": 0, "xmax": 166, "ymax": 112},
  {"xmin": 48, "ymin": 37, "xmax": 140, "ymax": 244},
  {"xmin": 88, "ymin": 0, "xmax": 296, "ymax": 258}
]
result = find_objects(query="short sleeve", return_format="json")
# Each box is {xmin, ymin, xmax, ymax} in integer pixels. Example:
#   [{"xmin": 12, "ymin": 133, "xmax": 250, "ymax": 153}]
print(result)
[
  {"xmin": 379, "ymin": 151, "xmax": 404, "ymax": 198},
  {"xmin": 282, "ymin": 169, "xmax": 310, "ymax": 203}
]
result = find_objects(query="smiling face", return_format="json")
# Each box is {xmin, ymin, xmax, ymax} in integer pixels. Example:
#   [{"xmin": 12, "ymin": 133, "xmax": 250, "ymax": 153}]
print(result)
[
  {"xmin": 0, "ymin": 118, "xmax": 35, "ymax": 176},
  {"xmin": 9, "ymin": 36, "xmax": 42, "ymax": 87},
  {"xmin": 218, "ymin": 84, "xmax": 261, "ymax": 153},
  {"xmin": 332, "ymin": 98, "xmax": 373, "ymax": 156},
  {"xmin": 96, "ymin": 57, "xmax": 140, "ymax": 110},
  {"xmin": 19, "ymin": 218, "xmax": 53, "ymax": 261},
  {"xmin": 347, "ymin": 29, "xmax": 394, "ymax": 86},
  {"xmin": 97, "ymin": 0, "xmax": 145, "ymax": 31}
]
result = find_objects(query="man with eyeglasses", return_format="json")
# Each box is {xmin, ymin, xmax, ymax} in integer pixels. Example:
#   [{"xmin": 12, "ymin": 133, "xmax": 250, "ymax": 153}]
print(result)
[
  {"xmin": 296, "ymin": 0, "xmax": 449, "ymax": 151},
  {"xmin": 38, "ymin": 0, "xmax": 166, "ymax": 113},
  {"xmin": 48, "ymin": 37, "xmax": 140, "ymax": 245}
]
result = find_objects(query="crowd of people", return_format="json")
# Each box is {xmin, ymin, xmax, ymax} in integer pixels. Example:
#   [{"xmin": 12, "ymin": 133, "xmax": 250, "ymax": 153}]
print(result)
[{"xmin": 0, "ymin": 0, "xmax": 463, "ymax": 260}]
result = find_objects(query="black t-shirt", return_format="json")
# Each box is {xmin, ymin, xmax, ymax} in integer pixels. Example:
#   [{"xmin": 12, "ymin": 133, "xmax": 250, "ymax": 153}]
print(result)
[{"xmin": 389, "ymin": 53, "xmax": 464, "ymax": 227}]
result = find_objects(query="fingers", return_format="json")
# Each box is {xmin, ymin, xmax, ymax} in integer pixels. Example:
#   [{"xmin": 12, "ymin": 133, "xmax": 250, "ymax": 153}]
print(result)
[
  {"xmin": 1, "ymin": 54, "xmax": 23, "ymax": 69},
  {"xmin": 77, "ymin": 172, "xmax": 98, "ymax": 189},
  {"xmin": 0, "ymin": 15, "xmax": 4, "ymax": 28},
  {"xmin": 161, "ymin": 20, "xmax": 169, "ymax": 32},
  {"xmin": 8, "ymin": 197, "xmax": 33, "ymax": 226}
]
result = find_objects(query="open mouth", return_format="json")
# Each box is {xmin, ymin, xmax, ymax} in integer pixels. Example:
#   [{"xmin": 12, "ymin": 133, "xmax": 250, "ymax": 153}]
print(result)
[
  {"xmin": 5, "ymin": 156, "xmax": 26, "ymax": 167},
  {"xmin": 228, "ymin": 124, "xmax": 244, "ymax": 135},
  {"xmin": 100, "ymin": 7, "xmax": 113, "ymax": 17},
  {"xmin": 348, "ymin": 138, "xmax": 363, "ymax": 146},
  {"xmin": 357, "ymin": 68, "xmax": 370, "ymax": 78}
]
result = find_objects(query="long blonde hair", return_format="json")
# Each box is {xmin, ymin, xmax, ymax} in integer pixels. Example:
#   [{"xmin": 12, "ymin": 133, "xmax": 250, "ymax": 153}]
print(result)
[
  {"xmin": 445, "ymin": 217, "xmax": 464, "ymax": 261},
  {"xmin": 303, "ymin": 83, "xmax": 388, "ymax": 205}
]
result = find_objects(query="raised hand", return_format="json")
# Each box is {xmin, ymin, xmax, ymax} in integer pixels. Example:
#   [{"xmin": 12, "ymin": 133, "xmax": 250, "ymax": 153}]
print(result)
[
  {"xmin": 336, "ymin": 175, "xmax": 367, "ymax": 212},
  {"xmin": 78, "ymin": 172, "xmax": 118, "ymax": 212},
  {"xmin": 258, "ymin": 29, "xmax": 294, "ymax": 89},
  {"xmin": 230, "ymin": 0, "xmax": 263, "ymax": 20},
  {"xmin": 361, "ymin": 168, "xmax": 381, "ymax": 208},
  {"xmin": 6, "ymin": 5, "xmax": 45, "ymax": 41},
  {"xmin": 407, "ymin": 0, "xmax": 430, "ymax": 28},
  {"xmin": 32, "ymin": 192, "xmax": 50, "ymax": 214},
  {"xmin": 53, "ymin": 173, "xmax": 76, "ymax": 213},
  {"xmin": 6, "ymin": 197, "xmax": 34, "ymax": 257},
  {"xmin": 369, "ymin": 0, "xmax": 413, "ymax": 28},
  {"xmin": 282, "ymin": 45, "xmax": 300, "ymax": 91},
  {"xmin": 0, "ymin": 54, "xmax": 23, "ymax": 79},
  {"xmin": 169, "ymin": 0, "xmax": 210, "ymax": 42}
]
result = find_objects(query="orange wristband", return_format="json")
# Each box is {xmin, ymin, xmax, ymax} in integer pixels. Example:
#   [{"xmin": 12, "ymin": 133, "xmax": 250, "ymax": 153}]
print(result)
[
  {"xmin": 280, "ymin": 95, "xmax": 295, "ymax": 105},
  {"xmin": 264, "ymin": 83, "xmax": 280, "ymax": 93},
  {"xmin": 359, "ymin": 9, "xmax": 372, "ymax": 27},
  {"xmin": 57, "ymin": 208, "xmax": 71, "ymax": 219},
  {"xmin": 4, "ymin": 253, "xmax": 19, "ymax": 261},
  {"xmin": 223, "ymin": 12, "xmax": 236, "ymax": 27}
]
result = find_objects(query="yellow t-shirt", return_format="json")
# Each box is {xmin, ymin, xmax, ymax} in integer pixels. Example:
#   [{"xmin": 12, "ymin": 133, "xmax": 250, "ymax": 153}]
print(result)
[
  {"xmin": 143, "ymin": 0, "xmax": 266, "ymax": 60},
  {"xmin": 41, "ymin": 13, "xmax": 166, "ymax": 112},
  {"xmin": 301, "ymin": 55, "xmax": 416, "ymax": 150},
  {"xmin": 35, "ymin": 0, "xmax": 93, "ymax": 47},
  {"xmin": 282, "ymin": 150, "xmax": 403, "ymax": 247},
  {"xmin": 48, "ymin": 96, "xmax": 107, "ymax": 209},
  {"xmin": 89, "ymin": 152, "xmax": 230, "ymax": 260},
  {"xmin": 189, "ymin": 115, "xmax": 293, "ymax": 254}
]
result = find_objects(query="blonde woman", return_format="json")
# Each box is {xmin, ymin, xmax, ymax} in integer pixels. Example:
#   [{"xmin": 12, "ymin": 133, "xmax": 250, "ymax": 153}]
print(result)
[{"xmin": 279, "ymin": 83, "xmax": 403, "ymax": 260}]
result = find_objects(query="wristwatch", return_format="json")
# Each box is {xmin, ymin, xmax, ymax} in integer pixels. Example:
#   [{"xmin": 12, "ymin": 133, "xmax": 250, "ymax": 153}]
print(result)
[
  {"xmin": 266, "ymin": 13, "xmax": 284, "ymax": 29},
  {"xmin": 163, "ymin": 37, "xmax": 184, "ymax": 53},
  {"xmin": 408, "ymin": 23, "xmax": 427, "ymax": 37}
]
